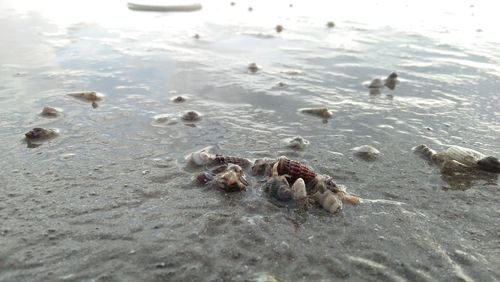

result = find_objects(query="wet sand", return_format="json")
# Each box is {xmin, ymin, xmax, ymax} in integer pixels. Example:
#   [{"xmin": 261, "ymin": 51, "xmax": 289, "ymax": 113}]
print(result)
[{"xmin": 1, "ymin": 0, "xmax": 499, "ymax": 281}]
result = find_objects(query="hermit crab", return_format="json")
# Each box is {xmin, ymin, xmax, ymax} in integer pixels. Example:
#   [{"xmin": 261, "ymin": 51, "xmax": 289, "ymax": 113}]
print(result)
[
  {"xmin": 254, "ymin": 156, "xmax": 361, "ymax": 213},
  {"xmin": 263, "ymin": 162, "xmax": 307, "ymax": 208},
  {"xmin": 196, "ymin": 164, "xmax": 249, "ymax": 192}
]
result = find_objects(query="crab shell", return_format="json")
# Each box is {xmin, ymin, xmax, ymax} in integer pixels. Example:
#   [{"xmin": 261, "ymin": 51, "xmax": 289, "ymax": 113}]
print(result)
[
  {"xmin": 264, "ymin": 162, "xmax": 307, "ymax": 203},
  {"xmin": 264, "ymin": 174, "xmax": 294, "ymax": 201},
  {"xmin": 212, "ymin": 164, "xmax": 249, "ymax": 192}
]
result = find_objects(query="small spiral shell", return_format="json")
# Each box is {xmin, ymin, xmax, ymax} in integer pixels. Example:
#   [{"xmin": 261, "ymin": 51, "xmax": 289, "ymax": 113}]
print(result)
[
  {"xmin": 312, "ymin": 189, "xmax": 342, "ymax": 213},
  {"xmin": 276, "ymin": 158, "xmax": 317, "ymax": 184},
  {"xmin": 214, "ymin": 155, "xmax": 252, "ymax": 167}
]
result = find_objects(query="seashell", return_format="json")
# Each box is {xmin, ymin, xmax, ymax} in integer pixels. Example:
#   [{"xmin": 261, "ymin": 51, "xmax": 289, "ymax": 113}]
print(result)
[
  {"xmin": 285, "ymin": 136, "xmax": 310, "ymax": 150},
  {"xmin": 186, "ymin": 147, "xmax": 215, "ymax": 166},
  {"xmin": 214, "ymin": 154, "xmax": 252, "ymax": 167},
  {"xmin": 368, "ymin": 78, "xmax": 384, "ymax": 89},
  {"xmin": 275, "ymin": 25, "xmax": 284, "ymax": 33},
  {"xmin": 276, "ymin": 157, "xmax": 317, "ymax": 184},
  {"xmin": 299, "ymin": 107, "xmax": 333, "ymax": 119},
  {"xmin": 248, "ymin": 63, "xmax": 259, "ymax": 73},
  {"xmin": 351, "ymin": 145, "xmax": 380, "ymax": 161},
  {"xmin": 213, "ymin": 164, "xmax": 249, "ymax": 192},
  {"xmin": 386, "ymin": 71, "xmax": 398, "ymax": 80},
  {"xmin": 40, "ymin": 106, "xmax": 61, "ymax": 117},
  {"xmin": 263, "ymin": 162, "xmax": 294, "ymax": 201},
  {"xmin": 251, "ymin": 158, "xmax": 275, "ymax": 176},
  {"xmin": 181, "ymin": 110, "xmax": 201, "ymax": 122},
  {"xmin": 414, "ymin": 144, "xmax": 500, "ymax": 173},
  {"xmin": 172, "ymin": 96, "xmax": 186, "ymax": 103},
  {"xmin": 413, "ymin": 144, "xmax": 437, "ymax": 160},
  {"xmin": 336, "ymin": 191, "xmax": 362, "ymax": 205},
  {"xmin": 312, "ymin": 189, "xmax": 342, "ymax": 213},
  {"xmin": 326, "ymin": 21, "xmax": 335, "ymax": 28},
  {"xmin": 25, "ymin": 128, "xmax": 59, "ymax": 140},
  {"xmin": 384, "ymin": 71, "xmax": 398, "ymax": 90},
  {"xmin": 291, "ymin": 178, "xmax": 307, "ymax": 201},
  {"xmin": 442, "ymin": 146, "xmax": 485, "ymax": 167},
  {"xmin": 67, "ymin": 91, "xmax": 103, "ymax": 102}
]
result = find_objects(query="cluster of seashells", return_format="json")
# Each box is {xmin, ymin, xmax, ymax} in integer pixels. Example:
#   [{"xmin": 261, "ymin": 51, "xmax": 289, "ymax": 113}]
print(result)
[
  {"xmin": 185, "ymin": 140, "xmax": 499, "ymax": 214},
  {"xmin": 187, "ymin": 147, "xmax": 361, "ymax": 213}
]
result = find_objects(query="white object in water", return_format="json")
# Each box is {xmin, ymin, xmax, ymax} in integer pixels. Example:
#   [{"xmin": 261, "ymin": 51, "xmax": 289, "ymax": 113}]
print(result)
[
  {"xmin": 186, "ymin": 146, "xmax": 215, "ymax": 166},
  {"xmin": 127, "ymin": 2, "xmax": 202, "ymax": 12},
  {"xmin": 351, "ymin": 145, "xmax": 380, "ymax": 160}
]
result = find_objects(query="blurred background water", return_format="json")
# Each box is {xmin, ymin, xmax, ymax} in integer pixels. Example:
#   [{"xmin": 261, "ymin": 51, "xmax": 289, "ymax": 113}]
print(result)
[{"xmin": 0, "ymin": 0, "xmax": 499, "ymax": 281}]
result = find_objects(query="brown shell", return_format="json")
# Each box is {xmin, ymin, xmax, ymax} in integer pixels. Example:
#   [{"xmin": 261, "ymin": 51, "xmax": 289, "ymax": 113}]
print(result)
[
  {"xmin": 276, "ymin": 158, "xmax": 317, "ymax": 184},
  {"xmin": 214, "ymin": 155, "xmax": 251, "ymax": 167}
]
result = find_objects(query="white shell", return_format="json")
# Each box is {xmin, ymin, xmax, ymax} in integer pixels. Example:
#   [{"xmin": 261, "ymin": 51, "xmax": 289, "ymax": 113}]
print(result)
[
  {"xmin": 186, "ymin": 147, "xmax": 215, "ymax": 166},
  {"xmin": 351, "ymin": 145, "xmax": 380, "ymax": 160},
  {"xmin": 443, "ymin": 146, "xmax": 485, "ymax": 166},
  {"xmin": 285, "ymin": 136, "xmax": 310, "ymax": 150},
  {"xmin": 313, "ymin": 190, "xmax": 342, "ymax": 213},
  {"xmin": 127, "ymin": 2, "xmax": 202, "ymax": 12},
  {"xmin": 291, "ymin": 178, "xmax": 307, "ymax": 201}
]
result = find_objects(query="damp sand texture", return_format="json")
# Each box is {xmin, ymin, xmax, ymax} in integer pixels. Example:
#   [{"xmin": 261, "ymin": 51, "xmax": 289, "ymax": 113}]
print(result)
[{"xmin": 1, "ymin": 0, "xmax": 499, "ymax": 281}]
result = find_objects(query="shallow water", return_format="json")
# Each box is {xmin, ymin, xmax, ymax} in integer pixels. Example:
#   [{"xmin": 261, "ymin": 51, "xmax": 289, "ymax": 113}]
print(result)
[{"xmin": 1, "ymin": 0, "xmax": 499, "ymax": 281}]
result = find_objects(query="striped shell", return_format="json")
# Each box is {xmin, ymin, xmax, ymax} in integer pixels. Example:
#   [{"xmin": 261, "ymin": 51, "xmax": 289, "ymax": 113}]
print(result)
[
  {"xmin": 214, "ymin": 155, "xmax": 252, "ymax": 167},
  {"xmin": 276, "ymin": 158, "xmax": 317, "ymax": 184}
]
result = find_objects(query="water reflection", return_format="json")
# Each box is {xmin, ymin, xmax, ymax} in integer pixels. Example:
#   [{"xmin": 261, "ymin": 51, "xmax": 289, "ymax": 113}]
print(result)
[{"xmin": 441, "ymin": 170, "xmax": 498, "ymax": 190}]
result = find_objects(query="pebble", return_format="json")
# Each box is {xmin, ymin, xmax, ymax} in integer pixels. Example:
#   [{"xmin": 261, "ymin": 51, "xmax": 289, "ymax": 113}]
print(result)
[{"xmin": 327, "ymin": 21, "xmax": 335, "ymax": 28}]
